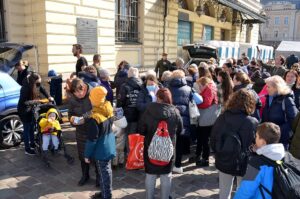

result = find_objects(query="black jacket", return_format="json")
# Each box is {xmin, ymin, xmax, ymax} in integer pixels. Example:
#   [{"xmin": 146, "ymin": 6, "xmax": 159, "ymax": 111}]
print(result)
[
  {"xmin": 117, "ymin": 77, "xmax": 143, "ymax": 123},
  {"xmin": 168, "ymin": 78, "xmax": 192, "ymax": 136},
  {"xmin": 139, "ymin": 103, "xmax": 183, "ymax": 174},
  {"xmin": 114, "ymin": 65, "xmax": 130, "ymax": 96},
  {"xmin": 17, "ymin": 79, "xmax": 50, "ymax": 123},
  {"xmin": 211, "ymin": 109, "xmax": 258, "ymax": 175},
  {"xmin": 262, "ymin": 93, "xmax": 299, "ymax": 146},
  {"xmin": 136, "ymin": 86, "xmax": 154, "ymax": 114}
]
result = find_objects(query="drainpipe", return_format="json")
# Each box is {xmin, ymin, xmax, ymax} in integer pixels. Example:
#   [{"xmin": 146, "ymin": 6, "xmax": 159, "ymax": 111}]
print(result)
[
  {"xmin": 293, "ymin": 10, "xmax": 300, "ymax": 40},
  {"xmin": 163, "ymin": 0, "xmax": 168, "ymax": 53}
]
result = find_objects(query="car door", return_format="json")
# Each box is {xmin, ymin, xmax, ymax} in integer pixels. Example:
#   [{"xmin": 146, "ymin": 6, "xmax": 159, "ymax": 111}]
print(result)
[{"xmin": 0, "ymin": 84, "xmax": 5, "ymax": 113}]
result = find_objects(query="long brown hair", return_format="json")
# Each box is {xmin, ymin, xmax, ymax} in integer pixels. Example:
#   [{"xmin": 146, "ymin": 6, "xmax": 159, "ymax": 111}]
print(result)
[
  {"xmin": 218, "ymin": 71, "xmax": 233, "ymax": 102},
  {"xmin": 27, "ymin": 72, "xmax": 41, "ymax": 100}
]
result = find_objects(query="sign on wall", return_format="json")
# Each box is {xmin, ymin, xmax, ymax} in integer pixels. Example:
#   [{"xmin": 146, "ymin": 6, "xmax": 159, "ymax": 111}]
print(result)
[{"xmin": 76, "ymin": 18, "xmax": 98, "ymax": 54}]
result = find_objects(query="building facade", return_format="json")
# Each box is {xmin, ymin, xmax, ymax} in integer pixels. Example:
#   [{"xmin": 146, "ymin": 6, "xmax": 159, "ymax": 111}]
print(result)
[
  {"xmin": 2, "ymin": 0, "xmax": 265, "ymax": 76},
  {"xmin": 260, "ymin": 1, "xmax": 300, "ymax": 47}
]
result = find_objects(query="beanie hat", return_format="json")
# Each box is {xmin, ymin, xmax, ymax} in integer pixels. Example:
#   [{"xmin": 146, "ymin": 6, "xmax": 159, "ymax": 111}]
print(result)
[
  {"xmin": 89, "ymin": 86, "xmax": 107, "ymax": 107},
  {"xmin": 48, "ymin": 70, "xmax": 57, "ymax": 77},
  {"xmin": 128, "ymin": 67, "xmax": 139, "ymax": 78}
]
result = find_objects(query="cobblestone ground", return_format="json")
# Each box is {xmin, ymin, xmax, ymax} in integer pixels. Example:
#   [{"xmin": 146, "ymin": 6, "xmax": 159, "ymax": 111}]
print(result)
[{"xmin": 0, "ymin": 123, "xmax": 220, "ymax": 199}]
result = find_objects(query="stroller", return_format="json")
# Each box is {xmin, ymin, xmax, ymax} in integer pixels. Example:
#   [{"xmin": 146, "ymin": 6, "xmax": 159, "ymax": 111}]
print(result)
[{"xmin": 29, "ymin": 101, "xmax": 74, "ymax": 167}]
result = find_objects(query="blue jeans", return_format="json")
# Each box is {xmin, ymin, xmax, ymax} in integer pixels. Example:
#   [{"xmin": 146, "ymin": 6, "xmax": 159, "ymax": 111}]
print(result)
[
  {"xmin": 145, "ymin": 173, "xmax": 172, "ymax": 199},
  {"xmin": 95, "ymin": 160, "xmax": 112, "ymax": 199},
  {"xmin": 23, "ymin": 122, "xmax": 34, "ymax": 150}
]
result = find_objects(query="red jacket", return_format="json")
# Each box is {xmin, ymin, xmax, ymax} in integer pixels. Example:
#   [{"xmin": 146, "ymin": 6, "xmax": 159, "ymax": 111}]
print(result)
[{"xmin": 198, "ymin": 82, "xmax": 218, "ymax": 109}]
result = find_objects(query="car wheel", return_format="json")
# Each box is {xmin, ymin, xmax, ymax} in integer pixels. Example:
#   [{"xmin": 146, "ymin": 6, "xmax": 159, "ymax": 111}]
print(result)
[{"xmin": 0, "ymin": 115, "xmax": 23, "ymax": 148}]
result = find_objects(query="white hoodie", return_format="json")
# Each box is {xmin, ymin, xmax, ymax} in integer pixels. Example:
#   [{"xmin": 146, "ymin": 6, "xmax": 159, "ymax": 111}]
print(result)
[{"xmin": 256, "ymin": 143, "xmax": 285, "ymax": 161}]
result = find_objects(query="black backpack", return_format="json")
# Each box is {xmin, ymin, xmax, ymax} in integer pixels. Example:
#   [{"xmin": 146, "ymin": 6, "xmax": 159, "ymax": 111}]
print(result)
[
  {"xmin": 215, "ymin": 122, "xmax": 249, "ymax": 176},
  {"xmin": 259, "ymin": 154, "xmax": 300, "ymax": 199}
]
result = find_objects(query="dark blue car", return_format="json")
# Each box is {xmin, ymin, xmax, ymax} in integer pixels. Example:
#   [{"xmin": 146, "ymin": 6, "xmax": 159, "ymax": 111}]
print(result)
[{"xmin": 0, "ymin": 72, "xmax": 23, "ymax": 148}]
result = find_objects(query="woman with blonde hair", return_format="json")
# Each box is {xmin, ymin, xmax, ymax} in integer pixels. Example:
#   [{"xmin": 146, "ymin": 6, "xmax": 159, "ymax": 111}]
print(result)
[{"xmin": 262, "ymin": 75, "xmax": 299, "ymax": 148}]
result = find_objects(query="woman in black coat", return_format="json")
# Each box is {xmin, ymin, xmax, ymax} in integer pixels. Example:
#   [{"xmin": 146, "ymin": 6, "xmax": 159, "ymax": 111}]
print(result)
[
  {"xmin": 211, "ymin": 89, "xmax": 258, "ymax": 199},
  {"xmin": 262, "ymin": 75, "xmax": 299, "ymax": 148},
  {"xmin": 139, "ymin": 88, "xmax": 183, "ymax": 199},
  {"xmin": 168, "ymin": 70, "xmax": 192, "ymax": 173},
  {"xmin": 18, "ymin": 72, "xmax": 52, "ymax": 155},
  {"xmin": 68, "ymin": 78, "xmax": 99, "ymax": 187}
]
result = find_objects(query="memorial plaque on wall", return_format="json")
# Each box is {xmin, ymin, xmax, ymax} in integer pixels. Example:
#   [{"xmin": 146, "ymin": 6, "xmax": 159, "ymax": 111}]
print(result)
[{"xmin": 76, "ymin": 18, "xmax": 98, "ymax": 54}]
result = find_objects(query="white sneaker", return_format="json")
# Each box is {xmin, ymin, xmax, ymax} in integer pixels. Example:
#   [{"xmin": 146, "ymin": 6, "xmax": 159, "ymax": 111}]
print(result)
[{"xmin": 172, "ymin": 166, "xmax": 183, "ymax": 174}]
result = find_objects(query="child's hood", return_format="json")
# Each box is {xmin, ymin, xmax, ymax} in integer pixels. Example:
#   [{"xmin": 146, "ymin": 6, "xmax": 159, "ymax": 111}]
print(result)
[
  {"xmin": 256, "ymin": 143, "xmax": 285, "ymax": 161},
  {"xmin": 46, "ymin": 108, "xmax": 59, "ymax": 119}
]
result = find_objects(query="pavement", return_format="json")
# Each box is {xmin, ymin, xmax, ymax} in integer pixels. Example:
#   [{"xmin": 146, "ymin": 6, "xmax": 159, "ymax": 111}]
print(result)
[{"xmin": 0, "ymin": 123, "xmax": 221, "ymax": 199}]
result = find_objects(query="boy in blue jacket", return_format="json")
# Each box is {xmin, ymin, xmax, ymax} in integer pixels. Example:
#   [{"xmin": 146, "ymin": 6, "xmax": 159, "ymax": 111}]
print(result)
[
  {"xmin": 84, "ymin": 86, "xmax": 115, "ymax": 199},
  {"xmin": 234, "ymin": 122, "xmax": 285, "ymax": 199}
]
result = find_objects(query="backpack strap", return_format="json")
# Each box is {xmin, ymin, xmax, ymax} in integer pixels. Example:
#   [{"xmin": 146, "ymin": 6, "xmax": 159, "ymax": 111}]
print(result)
[{"xmin": 259, "ymin": 184, "xmax": 272, "ymax": 199}]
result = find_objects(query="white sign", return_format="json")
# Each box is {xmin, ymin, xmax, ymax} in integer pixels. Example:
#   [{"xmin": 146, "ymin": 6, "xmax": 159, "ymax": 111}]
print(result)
[{"xmin": 76, "ymin": 18, "xmax": 98, "ymax": 54}]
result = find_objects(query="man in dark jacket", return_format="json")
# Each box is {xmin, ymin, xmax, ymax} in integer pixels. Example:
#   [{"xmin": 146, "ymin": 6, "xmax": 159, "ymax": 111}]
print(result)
[
  {"xmin": 262, "ymin": 55, "xmax": 286, "ymax": 77},
  {"xmin": 117, "ymin": 67, "xmax": 143, "ymax": 152},
  {"xmin": 72, "ymin": 44, "xmax": 88, "ymax": 76},
  {"xmin": 155, "ymin": 52, "xmax": 171, "ymax": 80},
  {"xmin": 168, "ymin": 70, "xmax": 192, "ymax": 173}
]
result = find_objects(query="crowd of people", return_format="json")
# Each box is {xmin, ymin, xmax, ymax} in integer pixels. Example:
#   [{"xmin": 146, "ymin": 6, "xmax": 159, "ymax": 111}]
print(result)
[{"xmin": 16, "ymin": 43, "xmax": 300, "ymax": 199}]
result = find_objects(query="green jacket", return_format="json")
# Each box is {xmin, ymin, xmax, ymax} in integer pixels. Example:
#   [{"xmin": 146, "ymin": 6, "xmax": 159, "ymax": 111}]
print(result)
[{"xmin": 155, "ymin": 59, "xmax": 171, "ymax": 79}]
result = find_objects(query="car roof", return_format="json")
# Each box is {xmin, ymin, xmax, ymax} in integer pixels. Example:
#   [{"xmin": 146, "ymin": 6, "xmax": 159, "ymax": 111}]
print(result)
[{"xmin": 183, "ymin": 43, "xmax": 217, "ymax": 50}]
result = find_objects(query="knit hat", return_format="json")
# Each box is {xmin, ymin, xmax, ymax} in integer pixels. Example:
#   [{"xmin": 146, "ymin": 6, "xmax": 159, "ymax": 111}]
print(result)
[
  {"xmin": 48, "ymin": 70, "xmax": 57, "ymax": 77},
  {"xmin": 89, "ymin": 86, "xmax": 107, "ymax": 107}
]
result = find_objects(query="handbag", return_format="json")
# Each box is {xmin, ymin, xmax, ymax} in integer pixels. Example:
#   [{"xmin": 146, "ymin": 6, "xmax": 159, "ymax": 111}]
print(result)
[
  {"xmin": 126, "ymin": 134, "xmax": 145, "ymax": 170},
  {"xmin": 97, "ymin": 132, "xmax": 116, "ymax": 161},
  {"xmin": 198, "ymin": 103, "xmax": 221, "ymax": 127},
  {"xmin": 189, "ymin": 90, "xmax": 201, "ymax": 120},
  {"xmin": 148, "ymin": 121, "xmax": 174, "ymax": 166}
]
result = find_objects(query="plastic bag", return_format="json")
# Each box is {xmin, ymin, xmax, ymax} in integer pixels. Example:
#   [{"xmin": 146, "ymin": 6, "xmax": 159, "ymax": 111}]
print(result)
[{"xmin": 126, "ymin": 134, "xmax": 145, "ymax": 170}]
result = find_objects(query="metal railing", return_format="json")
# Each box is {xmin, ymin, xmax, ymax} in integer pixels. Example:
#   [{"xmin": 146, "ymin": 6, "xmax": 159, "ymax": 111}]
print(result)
[{"xmin": 115, "ymin": 14, "xmax": 138, "ymax": 43}]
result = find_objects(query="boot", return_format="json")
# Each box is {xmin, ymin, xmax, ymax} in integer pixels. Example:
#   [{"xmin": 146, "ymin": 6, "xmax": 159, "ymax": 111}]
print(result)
[{"xmin": 78, "ymin": 161, "xmax": 90, "ymax": 186}]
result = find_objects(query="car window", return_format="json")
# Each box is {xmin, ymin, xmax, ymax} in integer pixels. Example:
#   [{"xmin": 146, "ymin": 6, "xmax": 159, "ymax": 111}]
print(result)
[
  {"xmin": 0, "ymin": 72, "xmax": 20, "ymax": 96},
  {"xmin": 188, "ymin": 47, "xmax": 217, "ymax": 59},
  {"xmin": 0, "ymin": 84, "xmax": 4, "ymax": 98}
]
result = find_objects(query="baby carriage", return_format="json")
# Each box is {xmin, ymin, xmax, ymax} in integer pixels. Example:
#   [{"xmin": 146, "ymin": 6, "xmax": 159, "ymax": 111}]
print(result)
[{"xmin": 29, "ymin": 101, "xmax": 74, "ymax": 167}]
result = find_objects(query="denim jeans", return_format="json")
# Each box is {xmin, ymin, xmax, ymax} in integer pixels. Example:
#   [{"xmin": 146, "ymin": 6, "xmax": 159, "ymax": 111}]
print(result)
[
  {"xmin": 145, "ymin": 173, "xmax": 172, "ymax": 199},
  {"xmin": 95, "ymin": 160, "xmax": 112, "ymax": 199},
  {"xmin": 23, "ymin": 122, "xmax": 34, "ymax": 150},
  {"xmin": 42, "ymin": 134, "xmax": 59, "ymax": 151},
  {"xmin": 219, "ymin": 171, "xmax": 242, "ymax": 199}
]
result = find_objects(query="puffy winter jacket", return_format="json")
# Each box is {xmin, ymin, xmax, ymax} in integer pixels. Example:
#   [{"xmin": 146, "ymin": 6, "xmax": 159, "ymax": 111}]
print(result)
[
  {"xmin": 168, "ymin": 78, "xmax": 192, "ymax": 136},
  {"xmin": 262, "ymin": 93, "xmax": 299, "ymax": 147}
]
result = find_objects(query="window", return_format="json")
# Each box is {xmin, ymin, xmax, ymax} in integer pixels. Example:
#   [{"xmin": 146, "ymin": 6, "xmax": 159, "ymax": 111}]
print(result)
[
  {"xmin": 178, "ymin": 0, "xmax": 188, "ymax": 10},
  {"xmin": 274, "ymin": 17, "xmax": 280, "ymax": 25},
  {"xmin": 115, "ymin": 0, "xmax": 138, "ymax": 43},
  {"xmin": 177, "ymin": 20, "xmax": 191, "ymax": 46},
  {"xmin": 0, "ymin": 0, "xmax": 6, "ymax": 42},
  {"xmin": 274, "ymin": 31, "xmax": 278, "ymax": 38},
  {"xmin": 284, "ymin": 16, "xmax": 289, "ymax": 25},
  {"xmin": 203, "ymin": 25, "xmax": 214, "ymax": 41}
]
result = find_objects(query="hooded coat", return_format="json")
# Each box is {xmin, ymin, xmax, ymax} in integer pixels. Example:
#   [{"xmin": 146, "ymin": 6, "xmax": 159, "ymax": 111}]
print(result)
[
  {"xmin": 139, "ymin": 103, "xmax": 183, "ymax": 174},
  {"xmin": 234, "ymin": 144, "xmax": 289, "ymax": 199},
  {"xmin": 39, "ymin": 108, "xmax": 61, "ymax": 136},
  {"xmin": 168, "ymin": 78, "xmax": 192, "ymax": 136}
]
